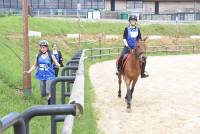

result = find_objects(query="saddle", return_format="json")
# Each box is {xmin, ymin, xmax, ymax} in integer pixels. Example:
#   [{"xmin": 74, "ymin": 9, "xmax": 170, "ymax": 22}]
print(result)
[
  {"xmin": 122, "ymin": 54, "xmax": 131, "ymax": 69},
  {"xmin": 116, "ymin": 51, "xmax": 144, "ymax": 73},
  {"xmin": 116, "ymin": 53, "xmax": 131, "ymax": 71}
]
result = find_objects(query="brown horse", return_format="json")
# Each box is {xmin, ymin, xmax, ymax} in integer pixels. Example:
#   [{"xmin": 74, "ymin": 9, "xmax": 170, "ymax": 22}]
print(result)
[{"xmin": 117, "ymin": 38, "xmax": 147, "ymax": 111}]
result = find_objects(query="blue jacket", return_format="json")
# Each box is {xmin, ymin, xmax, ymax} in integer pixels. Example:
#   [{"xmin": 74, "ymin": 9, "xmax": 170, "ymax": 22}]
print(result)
[
  {"xmin": 36, "ymin": 55, "xmax": 55, "ymax": 80},
  {"xmin": 127, "ymin": 27, "xmax": 139, "ymax": 49},
  {"xmin": 123, "ymin": 26, "xmax": 141, "ymax": 49}
]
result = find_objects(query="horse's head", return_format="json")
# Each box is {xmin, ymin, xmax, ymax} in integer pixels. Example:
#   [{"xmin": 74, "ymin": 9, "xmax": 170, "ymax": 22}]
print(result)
[{"xmin": 135, "ymin": 37, "xmax": 147, "ymax": 54}]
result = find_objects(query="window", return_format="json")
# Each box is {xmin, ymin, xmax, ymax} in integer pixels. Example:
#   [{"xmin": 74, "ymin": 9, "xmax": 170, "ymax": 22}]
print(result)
[
  {"xmin": 92, "ymin": 0, "xmax": 104, "ymax": 9},
  {"xmin": 85, "ymin": 0, "xmax": 92, "ymax": 9},
  {"xmin": 3, "ymin": 0, "xmax": 11, "ymax": 8},
  {"xmin": 84, "ymin": 0, "xmax": 104, "ymax": 9},
  {"xmin": 31, "ymin": 0, "xmax": 39, "ymax": 8},
  {"xmin": 58, "ymin": 0, "xmax": 64, "ymax": 8},
  {"xmin": 10, "ymin": 0, "xmax": 17, "ymax": 8},
  {"xmin": 0, "ymin": 0, "xmax": 4, "ymax": 8},
  {"xmin": 71, "ymin": 0, "xmax": 78, "ymax": 9},
  {"xmin": 38, "ymin": 0, "xmax": 45, "ymax": 8},
  {"xmin": 135, "ymin": 1, "xmax": 142, "ymax": 8},
  {"xmin": 65, "ymin": 0, "xmax": 72, "ymax": 9},
  {"xmin": 126, "ymin": 0, "xmax": 142, "ymax": 9},
  {"xmin": 18, "ymin": 0, "xmax": 22, "ymax": 8},
  {"xmin": 45, "ymin": 0, "xmax": 58, "ymax": 8}
]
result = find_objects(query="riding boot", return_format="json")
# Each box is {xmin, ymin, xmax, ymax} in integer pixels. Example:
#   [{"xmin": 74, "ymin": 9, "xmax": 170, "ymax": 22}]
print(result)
[{"xmin": 141, "ymin": 57, "xmax": 149, "ymax": 78}]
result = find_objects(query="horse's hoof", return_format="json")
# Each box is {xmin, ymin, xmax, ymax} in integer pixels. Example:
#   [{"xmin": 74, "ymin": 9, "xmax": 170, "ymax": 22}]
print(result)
[
  {"xmin": 118, "ymin": 94, "xmax": 121, "ymax": 98},
  {"xmin": 125, "ymin": 98, "xmax": 127, "ymax": 103},
  {"xmin": 127, "ymin": 108, "xmax": 132, "ymax": 113}
]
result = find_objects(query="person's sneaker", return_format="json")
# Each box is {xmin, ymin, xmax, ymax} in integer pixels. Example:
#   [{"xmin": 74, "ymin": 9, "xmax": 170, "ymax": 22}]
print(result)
[{"xmin": 45, "ymin": 93, "xmax": 51, "ymax": 101}]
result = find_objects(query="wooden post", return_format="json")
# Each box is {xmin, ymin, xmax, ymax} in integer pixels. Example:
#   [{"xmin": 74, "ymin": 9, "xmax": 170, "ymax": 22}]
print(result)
[
  {"xmin": 77, "ymin": 2, "xmax": 81, "ymax": 47},
  {"xmin": 99, "ymin": 36, "xmax": 102, "ymax": 59},
  {"xmin": 22, "ymin": 0, "xmax": 32, "ymax": 96}
]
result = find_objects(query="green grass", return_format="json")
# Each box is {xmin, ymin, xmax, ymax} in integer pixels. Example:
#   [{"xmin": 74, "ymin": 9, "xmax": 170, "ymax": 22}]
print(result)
[
  {"xmin": 1, "ymin": 16, "xmax": 200, "ymax": 134},
  {"xmin": 1, "ymin": 16, "xmax": 200, "ymax": 36},
  {"xmin": 141, "ymin": 23, "xmax": 200, "ymax": 37}
]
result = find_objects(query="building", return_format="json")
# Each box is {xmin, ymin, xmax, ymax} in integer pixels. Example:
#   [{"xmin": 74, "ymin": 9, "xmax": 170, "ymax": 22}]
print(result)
[
  {"xmin": 143, "ymin": 0, "xmax": 200, "ymax": 14},
  {"xmin": 0, "ymin": 0, "xmax": 200, "ymax": 20}
]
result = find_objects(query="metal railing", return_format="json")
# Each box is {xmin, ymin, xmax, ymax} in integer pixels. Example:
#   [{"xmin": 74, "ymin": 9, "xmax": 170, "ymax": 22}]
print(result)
[
  {"xmin": 0, "ymin": 51, "xmax": 85, "ymax": 134},
  {"xmin": 0, "ymin": 112, "xmax": 26, "ymax": 134},
  {"xmin": 49, "ymin": 77, "xmax": 76, "ymax": 134},
  {"xmin": 147, "ymin": 44, "xmax": 200, "ymax": 54},
  {"xmin": 0, "ymin": 105, "xmax": 76, "ymax": 134},
  {"xmin": 84, "ymin": 44, "xmax": 200, "ymax": 59},
  {"xmin": 84, "ymin": 47, "xmax": 122, "ymax": 59}
]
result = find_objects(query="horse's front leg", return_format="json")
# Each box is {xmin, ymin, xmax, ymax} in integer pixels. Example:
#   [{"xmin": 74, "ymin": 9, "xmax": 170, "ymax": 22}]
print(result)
[
  {"xmin": 125, "ymin": 78, "xmax": 132, "ymax": 110},
  {"xmin": 130, "ymin": 79, "xmax": 138, "ymax": 99},
  {"xmin": 117, "ymin": 73, "xmax": 122, "ymax": 98}
]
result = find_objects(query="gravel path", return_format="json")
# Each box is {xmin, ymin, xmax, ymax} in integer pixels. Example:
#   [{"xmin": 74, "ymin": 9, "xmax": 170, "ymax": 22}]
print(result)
[{"xmin": 89, "ymin": 54, "xmax": 200, "ymax": 134}]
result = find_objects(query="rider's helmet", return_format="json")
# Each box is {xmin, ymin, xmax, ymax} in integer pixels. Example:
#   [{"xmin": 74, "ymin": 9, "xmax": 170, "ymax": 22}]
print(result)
[
  {"xmin": 129, "ymin": 15, "xmax": 137, "ymax": 22},
  {"xmin": 39, "ymin": 40, "xmax": 49, "ymax": 47}
]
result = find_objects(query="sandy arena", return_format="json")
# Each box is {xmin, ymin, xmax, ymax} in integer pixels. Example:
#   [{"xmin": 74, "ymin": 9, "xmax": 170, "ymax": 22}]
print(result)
[{"xmin": 89, "ymin": 54, "xmax": 200, "ymax": 134}]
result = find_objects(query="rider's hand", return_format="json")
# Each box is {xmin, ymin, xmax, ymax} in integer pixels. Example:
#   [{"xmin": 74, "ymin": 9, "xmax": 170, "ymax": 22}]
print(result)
[
  {"xmin": 24, "ymin": 71, "xmax": 30, "ymax": 74},
  {"xmin": 131, "ymin": 49, "xmax": 135, "ymax": 53}
]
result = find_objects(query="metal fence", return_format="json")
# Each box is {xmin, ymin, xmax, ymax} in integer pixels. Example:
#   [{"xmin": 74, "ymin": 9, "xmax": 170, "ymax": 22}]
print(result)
[
  {"xmin": 84, "ymin": 44, "xmax": 200, "ymax": 59},
  {"xmin": 141, "ymin": 13, "xmax": 200, "ymax": 21},
  {"xmin": 0, "ymin": 51, "xmax": 84, "ymax": 134}
]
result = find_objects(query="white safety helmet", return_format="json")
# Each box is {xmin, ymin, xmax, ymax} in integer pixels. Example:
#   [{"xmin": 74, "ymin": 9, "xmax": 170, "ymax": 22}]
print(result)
[{"xmin": 39, "ymin": 40, "xmax": 49, "ymax": 46}]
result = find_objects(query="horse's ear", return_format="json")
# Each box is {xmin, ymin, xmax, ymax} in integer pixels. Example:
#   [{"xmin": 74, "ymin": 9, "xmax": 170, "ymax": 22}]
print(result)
[{"xmin": 142, "ymin": 36, "xmax": 148, "ymax": 41}]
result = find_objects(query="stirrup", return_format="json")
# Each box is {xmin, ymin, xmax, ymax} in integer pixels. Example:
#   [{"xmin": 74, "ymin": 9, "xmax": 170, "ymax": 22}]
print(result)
[
  {"xmin": 116, "ymin": 70, "xmax": 121, "ymax": 75},
  {"xmin": 141, "ymin": 71, "xmax": 149, "ymax": 78}
]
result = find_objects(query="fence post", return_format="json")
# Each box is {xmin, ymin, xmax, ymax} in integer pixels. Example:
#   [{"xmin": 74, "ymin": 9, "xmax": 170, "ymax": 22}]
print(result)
[
  {"xmin": 99, "ymin": 36, "xmax": 102, "ymax": 59},
  {"xmin": 49, "ymin": 76, "xmax": 75, "ymax": 134},
  {"xmin": 0, "ymin": 122, "xmax": 2, "ymax": 134},
  {"xmin": 61, "ymin": 66, "xmax": 78, "ymax": 104},
  {"xmin": 90, "ymin": 48, "xmax": 93, "ymax": 59},
  {"xmin": 193, "ymin": 45, "xmax": 195, "ymax": 53}
]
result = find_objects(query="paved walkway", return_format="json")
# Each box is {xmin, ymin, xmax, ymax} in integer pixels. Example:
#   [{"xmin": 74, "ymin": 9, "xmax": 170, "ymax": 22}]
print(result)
[{"xmin": 89, "ymin": 54, "xmax": 200, "ymax": 134}]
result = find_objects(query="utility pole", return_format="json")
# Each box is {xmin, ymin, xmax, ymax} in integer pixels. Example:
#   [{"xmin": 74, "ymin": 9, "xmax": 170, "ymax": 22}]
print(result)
[
  {"xmin": 194, "ymin": 0, "xmax": 196, "ymax": 20},
  {"xmin": 22, "ymin": 0, "xmax": 32, "ymax": 96},
  {"xmin": 77, "ymin": 2, "xmax": 81, "ymax": 47}
]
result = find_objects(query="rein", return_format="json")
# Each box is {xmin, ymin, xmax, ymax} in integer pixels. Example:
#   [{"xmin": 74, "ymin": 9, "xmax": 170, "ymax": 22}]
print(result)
[{"xmin": 130, "ymin": 49, "xmax": 142, "ymax": 59}]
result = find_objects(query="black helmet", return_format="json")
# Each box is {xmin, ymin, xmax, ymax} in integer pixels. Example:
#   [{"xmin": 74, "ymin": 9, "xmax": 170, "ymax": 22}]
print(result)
[
  {"xmin": 39, "ymin": 40, "xmax": 49, "ymax": 46},
  {"xmin": 129, "ymin": 15, "xmax": 137, "ymax": 21}
]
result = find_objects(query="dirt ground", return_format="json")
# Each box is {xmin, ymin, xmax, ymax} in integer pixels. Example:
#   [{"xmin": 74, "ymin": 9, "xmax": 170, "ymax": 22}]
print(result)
[{"xmin": 89, "ymin": 54, "xmax": 200, "ymax": 134}]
